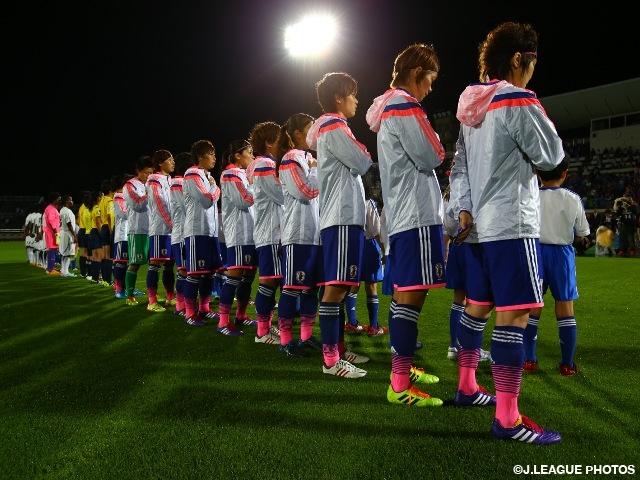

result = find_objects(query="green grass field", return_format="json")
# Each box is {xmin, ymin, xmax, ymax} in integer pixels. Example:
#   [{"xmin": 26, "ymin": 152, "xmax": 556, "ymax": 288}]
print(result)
[{"xmin": 1, "ymin": 241, "xmax": 638, "ymax": 479}]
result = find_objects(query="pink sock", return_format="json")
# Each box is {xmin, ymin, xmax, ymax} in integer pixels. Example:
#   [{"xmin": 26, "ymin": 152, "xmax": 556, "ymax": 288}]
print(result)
[
  {"xmin": 322, "ymin": 344, "xmax": 340, "ymax": 368},
  {"xmin": 458, "ymin": 366, "xmax": 478, "ymax": 395},
  {"xmin": 235, "ymin": 300, "xmax": 247, "ymax": 319},
  {"xmin": 391, "ymin": 354, "xmax": 412, "ymax": 391},
  {"xmin": 457, "ymin": 347, "xmax": 480, "ymax": 394},
  {"xmin": 199, "ymin": 296, "xmax": 210, "ymax": 313},
  {"xmin": 278, "ymin": 318, "xmax": 293, "ymax": 345},
  {"xmin": 300, "ymin": 314, "xmax": 315, "ymax": 341},
  {"xmin": 495, "ymin": 392, "xmax": 520, "ymax": 427},
  {"xmin": 256, "ymin": 313, "xmax": 270, "ymax": 337},
  {"xmin": 185, "ymin": 297, "xmax": 196, "ymax": 318},
  {"xmin": 148, "ymin": 287, "xmax": 157, "ymax": 304},
  {"xmin": 175, "ymin": 292, "xmax": 185, "ymax": 312},
  {"xmin": 218, "ymin": 303, "xmax": 231, "ymax": 328}
]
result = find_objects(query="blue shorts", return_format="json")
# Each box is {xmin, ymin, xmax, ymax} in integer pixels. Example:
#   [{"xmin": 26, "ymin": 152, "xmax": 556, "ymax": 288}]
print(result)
[
  {"xmin": 320, "ymin": 225, "xmax": 364, "ymax": 287},
  {"xmin": 113, "ymin": 240, "xmax": 129, "ymax": 263},
  {"xmin": 219, "ymin": 241, "xmax": 228, "ymax": 268},
  {"xmin": 88, "ymin": 228, "xmax": 102, "ymax": 250},
  {"xmin": 185, "ymin": 235, "xmax": 222, "ymax": 275},
  {"xmin": 445, "ymin": 241, "xmax": 467, "ymax": 291},
  {"xmin": 282, "ymin": 243, "xmax": 322, "ymax": 289},
  {"xmin": 389, "ymin": 225, "xmax": 446, "ymax": 291},
  {"xmin": 171, "ymin": 241, "xmax": 186, "ymax": 269},
  {"xmin": 149, "ymin": 234, "xmax": 172, "ymax": 261},
  {"xmin": 226, "ymin": 244, "xmax": 257, "ymax": 270},
  {"xmin": 77, "ymin": 228, "xmax": 87, "ymax": 249},
  {"xmin": 256, "ymin": 244, "xmax": 283, "ymax": 280},
  {"xmin": 465, "ymin": 238, "xmax": 544, "ymax": 311},
  {"xmin": 361, "ymin": 238, "xmax": 383, "ymax": 282},
  {"xmin": 539, "ymin": 244, "xmax": 578, "ymax": 301},
  {"xmin": 382, "ymin": 260, "xmax": 394, "ymax": 296},
  {"xmin": 99, "ymin": 225, "xmax": 111, "ymax": 246}
]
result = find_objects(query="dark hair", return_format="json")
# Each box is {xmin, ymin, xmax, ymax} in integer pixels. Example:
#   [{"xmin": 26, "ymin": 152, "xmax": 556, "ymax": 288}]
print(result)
[
  {"xmin": 362, "ymin": 172, "xmax": 374, "ymax": 200},
  {"xmin": 276, "ymin": 113, "xmax": 314, "ymax": 171},
  {"xmin": 173, "ymin": 152, "xmax": 192, "ymax": 177},
  {"xmin": 46, "ymin": 192, "xmax": 61, "ymax": 205},
  {"xmin": 89, "ymin": 190, "xmax": 103, "ymax": 208},
  {"xmin": 135, "ymin": 155, "xmax": 153, "ymax": 172},
  {"xmin": 120, "ymin": 173, "xmax": 134, "ymax": 188},
  {"xmin": 221, "ymin": 139, "xmax": 251, "ymax": 169},
  {"xmin": 391, "ymin": 43, "xmax": 440, "ymax": 88},
  {"xmin": 478, "ymin": 22, "xmax": 538, "ymax": 82},
  {"xmin": 100, "ymin": 178, "xmax": 115, "ymax": 195},
  {"xmin": 61, "ymin": 194, "xmax": 72, "ymax": 205},
  {"xmin": 314, "ymin": 72, "xmax": 357, "ymax": 113},
  {"xmin": 537, "ymin": 156, "xmax": 569, "ymax": 182},
  {"xmin": 249, "ymin": 121, "xmax": 280, "ymax": 156},
  {"xmin": 190, "ymin": 140, "xmax": 215, "ymax": 165},
  {"xmin": 151, "ymin": 149, "xmax": 173, "ymax": 171}
]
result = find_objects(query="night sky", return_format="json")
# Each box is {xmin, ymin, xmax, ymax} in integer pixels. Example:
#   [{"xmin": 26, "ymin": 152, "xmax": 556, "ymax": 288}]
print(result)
[{"xmin": 4, "ymin": 1, "xmax": 637, "ymax": 198}]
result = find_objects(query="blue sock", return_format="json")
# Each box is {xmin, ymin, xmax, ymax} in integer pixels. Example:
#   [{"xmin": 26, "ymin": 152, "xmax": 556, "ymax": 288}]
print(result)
[
  {"xmin": 557, "ymin": 316, "xmax": 577, "ymax": 366},
  {"xmin": 388, "ymin": 303, "xmax": 419, "ymax": 356},
  {"xmin": 345, "ymin": 292, "xmax": 358, "ymax": 325},
  {"xmin": 523, "ymin": 315, "xmax": 540, "ymax": 362},
  {"xmin": 319, "ymin": 302, "xmax": 341, "ymax": 345},
  {"xmin": 366, "ymin": 294, "xmax": 379, "ymax": 328},
  {"xmin": 449, "ymin": 302, "xmax": 465, "ymax": 348}
]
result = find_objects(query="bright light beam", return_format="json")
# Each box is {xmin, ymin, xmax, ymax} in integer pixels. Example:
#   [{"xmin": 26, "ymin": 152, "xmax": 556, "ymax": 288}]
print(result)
[{"xmin": 284, "ymin": 14, "xmax": 337, "ymax": 58}]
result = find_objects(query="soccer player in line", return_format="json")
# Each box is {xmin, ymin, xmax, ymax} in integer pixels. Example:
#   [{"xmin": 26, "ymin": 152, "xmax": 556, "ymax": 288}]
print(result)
[
  {"xmin": 168, "ymin": 152, "xmax": 192, "ymax": 316},
  {"xmin": 448, "ymin": 22, "xmax": 565, "ymax": 444},
  {"xmin": 88, "ymin": 190, "xmax": 107, "ymax": 285},
  {"xmin": 442, "ymin": 183, "xmax": 491, "ymax": 363},
  {"xmin": 366, "ymin": 43, "xmax": 446, "ymax": 405},
  {"xmin": 145, "ymin": 150, "xmax": 176, "ymax": 312},
  {"xmin": 218, "ymin": 140, "xmax": 258, "ymax": 336},
  {"xmin": 123, "ymin": 155, "xmax": 154, "ymax": 305},
  {"xmin": 113, "ymin": 174, "xmax": 133, "ymax": 299},
  {"xmin": 58, "ymin": 194, "xmax": 78, "ymax": 277},
  {"xmin": 523, "ymin": 157, "xmax": 590, "ymax": 377},
  {"xmin": 343, "ymin": 173, "xmax": 387, "ymax": 337},
  {"xmin": 246, "ymin": 121, "xmax": 285, "ymax": 346},
  {"xmin": 42, "ymin": 192, "xmax": 61, "ymax": 275},
  {"xmin": 306, "ymin": 72, "xmax": 373, "ymax": 378},
  {"xmin": 78, "ymin": 191, "xmax": 92, "ymax": 278},
  {"xmin": 182, "ymin": 140, "xmax": 223, "ymax": 326},
  {"xmin": 99, "ymin": 178, "xmax": 116, "ymax": 287},
  {"xmin": 274, "ymin": 113, "xmax": 323, "ymax": 356}
]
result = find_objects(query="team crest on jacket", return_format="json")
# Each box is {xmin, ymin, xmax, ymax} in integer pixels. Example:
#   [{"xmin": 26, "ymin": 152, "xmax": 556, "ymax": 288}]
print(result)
[
  {"xmin": 296, "ymin": 271, "xmax": 305, "ymax": 283},
  {"xmin": 435, "ymin": 263, "xmax": 444, "ymax": 280},
  {"xmin": 349, "ymin": 265, "xmax": 358, "ymax": 279}
]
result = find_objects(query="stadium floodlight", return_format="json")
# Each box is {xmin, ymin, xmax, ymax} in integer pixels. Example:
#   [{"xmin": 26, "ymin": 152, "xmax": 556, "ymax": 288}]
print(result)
[{"xmin": 284, "ymin": 14, "xmax": 337, "ymax": 58}]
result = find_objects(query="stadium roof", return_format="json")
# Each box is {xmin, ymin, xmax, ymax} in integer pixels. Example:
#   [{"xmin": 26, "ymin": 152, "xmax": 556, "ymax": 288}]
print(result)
[{"xmin": 539, "ymin": 77, "xmax": 640, "ymax": 133}]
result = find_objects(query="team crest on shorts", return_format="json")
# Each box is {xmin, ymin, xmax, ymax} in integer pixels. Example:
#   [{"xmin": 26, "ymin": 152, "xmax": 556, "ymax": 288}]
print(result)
[
  {"xmin": 136, "ymin": 253, "xmax": 143, "ymax": 261},
  {"xmin": 435, "ymin": 263, "xmax": 444, "ymax": 280},
  {"xmin": 198, "ymin": 260, "xmax": 205, "ymax": 269},
  {"xmin": 296, "ymin": 271, "xmax": 305, "ymax": 283},
  {"xmin": 161, "ymin": 248, "xmax": 168, "ymax": 256},
  {"xmin": 349, "ymin": 264, "xmax": 358, "ymax": 279},
  {"xmin": 244, "ymin": 254, "xmax": 252, "ymax": 264}
]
